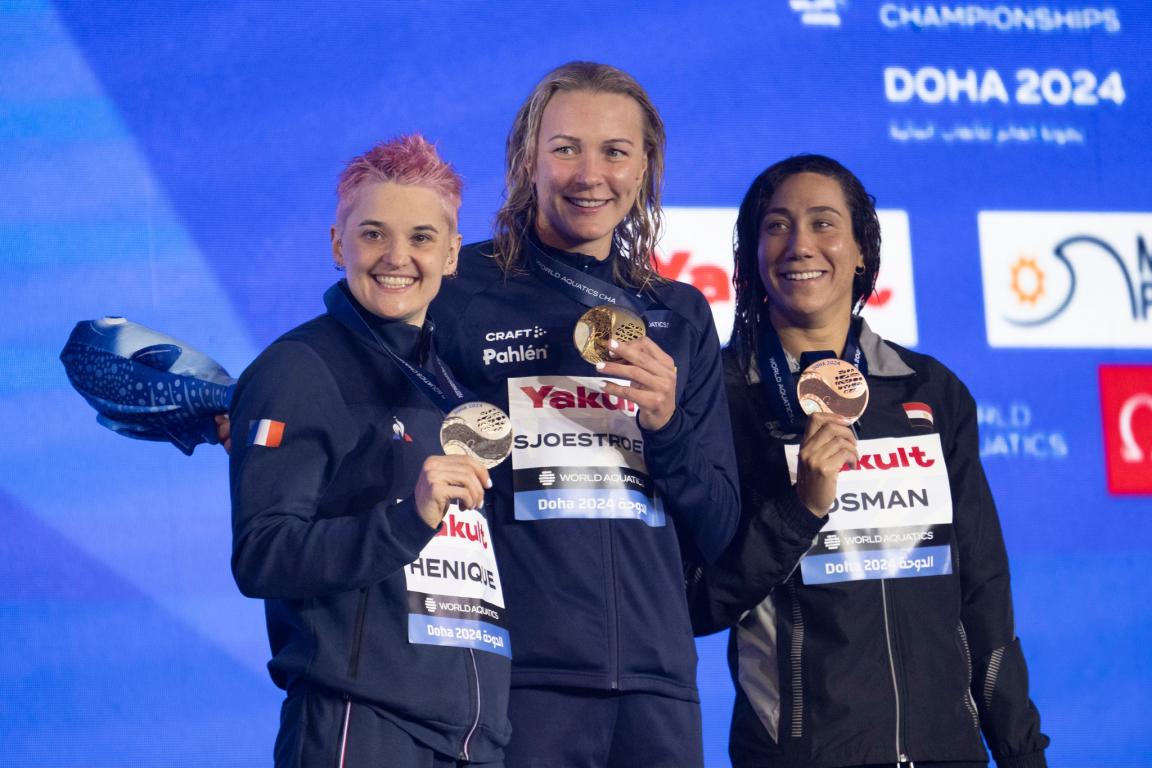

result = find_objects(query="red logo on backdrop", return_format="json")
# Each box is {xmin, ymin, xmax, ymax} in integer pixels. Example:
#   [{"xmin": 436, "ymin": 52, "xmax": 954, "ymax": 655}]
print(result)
[
  {"xmin": 651, "ymin": 250, "xmax": 731, "ymax": 303},
  {"xmin": 867, "ymin": 288, "xmax": 893, "ymax": 307},
  {"xmin": 1099, "ymin": 365, "xmax": 1152, "ymax": 495}
]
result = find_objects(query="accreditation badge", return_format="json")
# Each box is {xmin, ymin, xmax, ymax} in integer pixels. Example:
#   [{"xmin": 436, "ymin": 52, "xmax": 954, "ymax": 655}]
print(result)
[
  {"xmin": 786, "ymin": 433, "xmax": 954, "ymax": 584},
  {"xmin": 404, "ymin": 504, "xmax": 510, "ymax": 657},
  {"xmin": 507, "ymin": 375, "xmax": 666, "ymax": 526}
]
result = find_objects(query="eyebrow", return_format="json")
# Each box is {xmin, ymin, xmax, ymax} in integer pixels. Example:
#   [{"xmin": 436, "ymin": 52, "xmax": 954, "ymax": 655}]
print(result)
[
  {"xmin": 357, "ymin": 219, "xmax": 441, "ymax": 233},
  {"xmin": 545, "ymin": 133, "xmax": 637, "ymax": 146},
  {"xmin": 764, "ymin": 205, "xmax": 844, "ymax": 217}
]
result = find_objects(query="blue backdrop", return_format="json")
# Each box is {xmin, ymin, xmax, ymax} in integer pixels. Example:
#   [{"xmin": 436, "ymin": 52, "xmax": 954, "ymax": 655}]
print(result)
[{"xmin": 3, "ymin": 1, "xmax": 1151, "ymax": 764}]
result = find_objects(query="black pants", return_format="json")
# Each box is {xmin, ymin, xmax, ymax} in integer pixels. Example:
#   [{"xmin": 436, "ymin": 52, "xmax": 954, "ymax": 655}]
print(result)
[
  {"xmin": 274, "ymin": 691, "xmax": 505, "ymax": 768},
  {"xmin": 504, "ymin": 687, "xmax": 703, "ymax": 768}
]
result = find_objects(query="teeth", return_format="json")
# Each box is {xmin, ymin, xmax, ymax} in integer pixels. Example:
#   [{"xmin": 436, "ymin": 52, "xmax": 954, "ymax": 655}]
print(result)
[
  {"xmin": 783, "ymin": 271, "xmax": 823, "ymax": 281},
  {"xmin": 374, "ymin": 275, "xmax": 416, "ymax": 288},
  {"xmin": 569, "ymin": 198, "xmax": 608, "ymax": 208}
]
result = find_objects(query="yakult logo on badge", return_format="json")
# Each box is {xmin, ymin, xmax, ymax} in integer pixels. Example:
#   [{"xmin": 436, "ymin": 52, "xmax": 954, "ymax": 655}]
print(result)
[
  {"xmin": 659, "ymin": 207, "xmax": 917, "ymax": 347},
  {"xmin": 520, "ymin": 384, "xmax": 637, "ymax": 413},
  {"xmin": 1099, "ymin": 365, "xmax": 1152, "ymax": 495},
  {"xmin": 979, "ymin": 212, "xmax": 1152, "ymax": 348}
]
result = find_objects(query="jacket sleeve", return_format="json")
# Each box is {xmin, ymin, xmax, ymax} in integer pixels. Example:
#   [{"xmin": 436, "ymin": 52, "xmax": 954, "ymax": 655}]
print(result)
[
  {"xmin": 687, "ymin": 483, "xmax": 825, "ymax": 636},
  {"xmin": 946, "ymin": 375, "xmax": 1049, "ymax": 767},
  {"xmin": 642, "ymin": 300, "xmax": 740, "ymax": 563},
  {"xmin": 229, "ymin": 341, "xmax": 436, "ymax": 600}
]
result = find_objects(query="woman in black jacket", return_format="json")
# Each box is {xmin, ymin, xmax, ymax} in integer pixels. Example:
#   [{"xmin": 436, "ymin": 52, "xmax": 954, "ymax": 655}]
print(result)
[{"xmin": 689, "ymin": 154, "xmax": 1049, "ymax": 768}]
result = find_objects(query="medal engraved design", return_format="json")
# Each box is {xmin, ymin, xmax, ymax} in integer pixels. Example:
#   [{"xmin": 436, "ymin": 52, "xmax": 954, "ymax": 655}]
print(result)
[
  {"xmin": 797, "ymin": 358, "xmax": 869, "ymax": 424},
  {"xmin": 440, "ymin": 401, "xmax": 514, "ymax": 468},
  {"xmin": 573, "ymin": 305, "xmax": 647, "ymax": 365}
]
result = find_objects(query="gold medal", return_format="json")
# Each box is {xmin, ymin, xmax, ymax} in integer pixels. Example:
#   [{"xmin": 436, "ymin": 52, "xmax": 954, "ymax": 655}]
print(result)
[
  {"xmin": 439, "ymin": 401, "xmax": 513, "ymax": 469},
  {"xmin": 573, "ymin": 305, "xmax": 646, "ymax": 365},
  {"xmin": 797, "ymin": 358, "xmax": 869, "ymax": 424}
]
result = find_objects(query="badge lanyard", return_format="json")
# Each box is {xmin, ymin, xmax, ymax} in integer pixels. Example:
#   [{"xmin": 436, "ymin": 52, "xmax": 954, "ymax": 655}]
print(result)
[
  {"xmin": 524, "ymin": 237, "xmax": 657, "ymax": 315},
  {"xmin": 755, "ymin": 315, "xmax": 869, "ymax": 434},
  {"xmin": 324, "ymin": 282, "xmax": 475, "ymax": 416}
]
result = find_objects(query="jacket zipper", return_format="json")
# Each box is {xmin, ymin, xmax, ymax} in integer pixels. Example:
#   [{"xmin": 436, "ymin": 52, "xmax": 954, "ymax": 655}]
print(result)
[
  {"xmin": 459, "ymin": 649, "xmax": 481, "ymax": 760},
  {"xmin": 605, "ymin": 519, "xmax": 620, "ymax": 689},
  {"xmin": 880, "ymin": 580, "xmax": 909, "ymax": 763},
  {"xmin": 337, "ymin": 695, "xmax": 352, "ymax": 768}
]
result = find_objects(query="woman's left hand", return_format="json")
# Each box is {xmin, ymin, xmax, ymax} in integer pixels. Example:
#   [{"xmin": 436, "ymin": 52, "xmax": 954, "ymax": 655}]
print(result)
[
  {"xmin": 215, "ymin": 413, "xmax": 232, "ymax": 454},
  {"xmin": 596, "ymin": 337, "xmax": 678, "ymax": 432}
]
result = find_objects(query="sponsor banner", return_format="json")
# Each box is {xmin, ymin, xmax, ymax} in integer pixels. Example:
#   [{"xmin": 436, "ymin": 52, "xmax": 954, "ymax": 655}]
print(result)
[
  {"xmin": 658, "ymin": 208, "xmax": 917, "ymax": 347},
  {"xmin": 1098, "ymin": 365, "xmax": 1152, "ymax": 495},
  {"xmin": 407, "ymin": 615, "xmax": 511, "ymax": 658},
  {"xmin": 979, "ymin": 212, "xmax": 1152, "ymax": 348},
  {"xmin": 405, "ymin": 505, "xmax": 507, "ymax": 655},
  {"xmin": 787, "ymin": 434, "xmax": 954, "ymax": 583},
  {"xmin": 508, "ymin": 375, "xmax": 665, "ymax": 525}
]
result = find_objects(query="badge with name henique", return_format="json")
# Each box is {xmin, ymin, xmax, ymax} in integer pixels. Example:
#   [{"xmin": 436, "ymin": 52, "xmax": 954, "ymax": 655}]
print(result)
[
  {"xmin": 797, "ymin": 358, "xmax": 869, "ymax": 424},
  {"xmin": 573, "ymin": 305, "xmax": 646, "ymax": 365},
  {"xmin": 439, "ymin": 401, "xmax": 514, "ymax": 468}
]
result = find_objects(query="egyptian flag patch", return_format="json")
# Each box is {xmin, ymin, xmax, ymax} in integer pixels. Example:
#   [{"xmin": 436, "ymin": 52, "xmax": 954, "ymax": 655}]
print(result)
[
  {"xmin": 902, "ymin": 402, "xmax": 934, "ymax": 430},
  {"xmin": 249, "ymin": 419, "xmax": 285, "ymax": 448}
]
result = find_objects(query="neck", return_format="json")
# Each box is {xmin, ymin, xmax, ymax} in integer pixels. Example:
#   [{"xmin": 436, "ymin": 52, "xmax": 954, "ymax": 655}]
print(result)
[
  {"xmin": 533, "ymin": 223, "xmax": 612, "ymax": 262},
  {"xmin": 770, "ymin": 312, "xmax": 853, "ymax": 360}
]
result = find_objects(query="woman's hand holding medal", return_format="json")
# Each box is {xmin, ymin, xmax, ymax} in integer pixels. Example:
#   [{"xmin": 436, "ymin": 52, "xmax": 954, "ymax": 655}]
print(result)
[
  {"xmin": 414, "ymin": 455, "xmax": 493, "ymax": 529},
  {"xmin": 794, "ymin": 412, "xmax": 858, "ymax": 518},
  {"xmin": 595, "ymin": 337, "xmax": 679, "ymax": 432}
]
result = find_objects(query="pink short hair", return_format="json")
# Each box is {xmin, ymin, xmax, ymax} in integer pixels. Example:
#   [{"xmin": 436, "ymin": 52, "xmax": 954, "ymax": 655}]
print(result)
[{"xmin": 335, "ymin": 134, "xmax": 463, "ymax": 229}]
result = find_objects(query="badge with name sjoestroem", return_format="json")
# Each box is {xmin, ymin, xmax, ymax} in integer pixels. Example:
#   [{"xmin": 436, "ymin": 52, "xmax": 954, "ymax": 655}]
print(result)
[
  {"xmin": 786, "ymin": 434, "xmax": 954, "ymax": 584},
  {"xmin": 507, "ymin": 375, "xmax": 666, "ymax": 527},
  {"xmin": 573, "ymin": 305, "xmax": 647, "ymax": 365},
  {"xmin": 439, "ymin": 401, "xmax": 513, "ymax": 469},
  {"xmin": 797, "ymin": 358, "xmax": 869, "ymax": 424}
]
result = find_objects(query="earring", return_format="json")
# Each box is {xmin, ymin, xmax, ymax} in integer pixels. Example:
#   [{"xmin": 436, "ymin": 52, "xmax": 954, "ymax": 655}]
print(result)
[
  {"xmin": 854, "ymin": 264, "xmax": 865, "ymax": 276},
  {"xmin": 334, "ymin": 263, "xmax": 345, "ymax": 272}
]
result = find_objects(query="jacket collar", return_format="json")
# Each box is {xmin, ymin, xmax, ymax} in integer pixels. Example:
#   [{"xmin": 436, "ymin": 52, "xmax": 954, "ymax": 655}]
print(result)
[{"xmin": 744, "ymin": 316, "xmax": 914, "ymax": 384}]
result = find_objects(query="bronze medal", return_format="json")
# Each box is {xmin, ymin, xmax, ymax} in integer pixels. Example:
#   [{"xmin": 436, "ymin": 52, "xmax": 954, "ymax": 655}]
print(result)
[
  {"xmin": 797, "ymin": 358, "xmax": 869, "ymax": 424},
  {"xmin": 573, "ymin": 305, "xmax": 646, "ymax": 365},
  {"xmin": 439, "ymin": 401, "xmax": 513, "ymax": 469}
]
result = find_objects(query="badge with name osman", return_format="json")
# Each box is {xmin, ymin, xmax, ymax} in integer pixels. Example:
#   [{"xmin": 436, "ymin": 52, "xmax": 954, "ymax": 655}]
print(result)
[
  {"xmin": 573, "ymin": 305, "xmax": 646, "ymax": 365},
  {"xmin": 797, "ymin": 358, "xmax": 869, "ymax": 424},
  {"xmin": 440, "ymin": 401, "xmax": 514, "ymax": 468}
]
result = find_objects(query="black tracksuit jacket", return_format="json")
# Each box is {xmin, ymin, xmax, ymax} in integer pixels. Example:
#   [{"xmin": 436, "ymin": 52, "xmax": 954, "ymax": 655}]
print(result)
[
  {"xmin": 689, "ymin": 320, "xmax": 1049, "ymax": 768},
  {"xmin": 230, "ymin": 283, "xmax": 511, "ymax": 764}
]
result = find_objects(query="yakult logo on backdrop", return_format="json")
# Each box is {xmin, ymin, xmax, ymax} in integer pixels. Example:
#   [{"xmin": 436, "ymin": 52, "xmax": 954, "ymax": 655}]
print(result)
[
  {"xmin": 979, "ymin": 212, "xmax": 1152, "ymax": 348},
  {"xmin": 1099, "ymin": 365, "xmax": 1152, "ymax": 495},
  {"xmin": 659, "ymin": 207, "xmax": 917, "ymax": 347}
]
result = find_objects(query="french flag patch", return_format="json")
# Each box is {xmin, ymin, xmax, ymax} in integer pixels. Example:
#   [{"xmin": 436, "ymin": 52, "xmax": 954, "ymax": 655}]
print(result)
[
  {"xmin": 902, "ymin": 402, "xmax": 934, "ymax": 430},
  {"xmin": 248, "ymin": 419, "xmax": 285, "ymax": 448}
]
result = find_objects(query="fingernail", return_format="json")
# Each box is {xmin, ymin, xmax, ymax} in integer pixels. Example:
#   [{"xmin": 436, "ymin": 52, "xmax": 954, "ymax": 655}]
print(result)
[
  {"xmin": 596, "ymin": 361, "xmax": 606, "ymax": 371},
  {"xmin": 485, "ymin": 478, "xmax": 493, "ymax": 489},
  {"xmin": 609, "ymin": 340, "xmax": 619, "ymax": 349}
]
